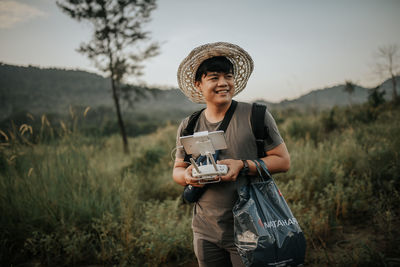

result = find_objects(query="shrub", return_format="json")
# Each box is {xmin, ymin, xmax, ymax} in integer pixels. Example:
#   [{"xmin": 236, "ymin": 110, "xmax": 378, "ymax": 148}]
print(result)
[{"xmin": 137, "ymin": 199, "xmax": 194, "ymax": 266}]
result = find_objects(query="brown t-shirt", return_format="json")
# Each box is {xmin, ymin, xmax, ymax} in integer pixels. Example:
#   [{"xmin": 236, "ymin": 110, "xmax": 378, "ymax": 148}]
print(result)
[{"xmin": 175, "ymin": 101, "xmax": 283, "ymax": 244}]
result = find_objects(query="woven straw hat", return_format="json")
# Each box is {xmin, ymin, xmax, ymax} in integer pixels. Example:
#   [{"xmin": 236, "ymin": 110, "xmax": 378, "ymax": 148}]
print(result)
[{"xmin": 177, "ymin": 42, "xmax": 254, "ymax": 103}]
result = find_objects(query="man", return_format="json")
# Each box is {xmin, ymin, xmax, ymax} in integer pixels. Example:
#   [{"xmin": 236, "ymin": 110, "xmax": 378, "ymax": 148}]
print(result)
[{"xmin": 173, "ymin": 42, "xmax": 290, "ymax": 267}]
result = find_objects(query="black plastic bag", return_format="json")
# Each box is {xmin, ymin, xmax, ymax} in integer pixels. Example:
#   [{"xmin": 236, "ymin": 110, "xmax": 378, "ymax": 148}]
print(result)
[{"xmin": 233, "ymin": 159, "xmax": 306, "ymax": 266}]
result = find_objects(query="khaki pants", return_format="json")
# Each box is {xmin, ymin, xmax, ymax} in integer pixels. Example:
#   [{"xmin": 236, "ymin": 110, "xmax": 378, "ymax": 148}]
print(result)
[{"xmin": 193, "ymin": 234, "xmax": 245, "ymax": 267}]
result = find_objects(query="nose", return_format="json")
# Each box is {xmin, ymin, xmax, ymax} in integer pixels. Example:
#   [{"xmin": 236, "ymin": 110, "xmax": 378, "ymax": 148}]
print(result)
[{"xmin": 217, "ymin": 76, "xmax": 228, "ymax": 87}]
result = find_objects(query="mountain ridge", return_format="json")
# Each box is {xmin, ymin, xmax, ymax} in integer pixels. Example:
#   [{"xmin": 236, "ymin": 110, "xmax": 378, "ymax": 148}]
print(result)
[
  {"xmin": 1, "ymin": 63, "xmax": 399, "ymax": 120},
  {"xmin": 255, "ymin": 78, "xmax": 399, "ymax": 111}
]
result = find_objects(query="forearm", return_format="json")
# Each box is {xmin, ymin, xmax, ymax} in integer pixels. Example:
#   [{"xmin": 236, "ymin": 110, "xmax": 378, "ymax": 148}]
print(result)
[
  {"xmin": 239, "ymin": 156, "xmax": 289, "ymax": 178},
  {"xmin": 259, "ymin": 154, "xmax": 290, "ymax": 174},
  {"xmin": 245, "ymin": 143, "xmax": 291, "ymax": 175},
  {"xmin": 173, "ymin": 166, "xmax": 187, "ymax": 187}
]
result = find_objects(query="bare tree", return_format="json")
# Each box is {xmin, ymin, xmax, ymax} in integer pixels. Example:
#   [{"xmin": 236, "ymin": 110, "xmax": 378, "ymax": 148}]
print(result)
[
  {"xmin": 57, "ymin": 0, "xmax": 159, "ymax": 154},
  {"xmin": 374, "ymin": 44, "xmax": 399, "ymax": 101}
]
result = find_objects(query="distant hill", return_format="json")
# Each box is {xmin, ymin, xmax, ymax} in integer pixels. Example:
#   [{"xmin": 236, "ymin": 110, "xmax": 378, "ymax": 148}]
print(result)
[
  {"xmin": 265, "ymin": 84, "xmax": 369, "ymax": 111},
  {"xmin": 0, "ymin": 63, "xmax": 198, "ymax": 121},
  {"xmin": 1, "ymin": 63, "xmax": 399, "ymax": 121},
  {"xmin": 0, "ymin": 63, "xmax": 110, "ymax": 119},
  {"xmin": 256, "ymin": 77, "xmax": 399, "ymax": 111}
]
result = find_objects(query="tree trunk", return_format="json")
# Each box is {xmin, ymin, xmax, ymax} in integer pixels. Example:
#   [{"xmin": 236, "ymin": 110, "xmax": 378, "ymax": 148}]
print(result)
[
  {"xmin": 392, "ymin": 74, "xmax": 398, "ymax": 100},
  {"xmin": 111, "ymin": 77, "xmax": 130, "ymax": 154}
]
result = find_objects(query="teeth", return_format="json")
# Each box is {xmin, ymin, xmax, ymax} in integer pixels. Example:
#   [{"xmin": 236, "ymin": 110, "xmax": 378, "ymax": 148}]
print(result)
[{"xmin": 217, "ymin": 90, "xmax": 228, "ymax": 94}]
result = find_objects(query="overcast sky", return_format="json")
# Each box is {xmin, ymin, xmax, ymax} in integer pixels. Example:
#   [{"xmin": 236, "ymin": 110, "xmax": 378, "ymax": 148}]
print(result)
[{"xmin": 1, "ymin": 0, "xmax": 399, "ymax": 102}]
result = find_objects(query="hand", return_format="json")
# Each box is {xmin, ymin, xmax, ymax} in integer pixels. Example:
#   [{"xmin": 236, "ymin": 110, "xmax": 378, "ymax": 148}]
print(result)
[
  {"xmin": 184, "ymin": 164, "xmax": 205, "ymax": 187},
  {"xmin": 217, "ymin": 159, "xmax": 244, "ymax": 182}
]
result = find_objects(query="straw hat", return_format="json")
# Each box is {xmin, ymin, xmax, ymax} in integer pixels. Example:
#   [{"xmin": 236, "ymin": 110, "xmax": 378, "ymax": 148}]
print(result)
[{"xmin": 177, "ymin": 42, "xmax": 254, "ymax": 103}]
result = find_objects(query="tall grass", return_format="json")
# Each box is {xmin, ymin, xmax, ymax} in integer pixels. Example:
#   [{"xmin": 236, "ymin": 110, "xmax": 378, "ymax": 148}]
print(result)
[
  {"xmin": 275, "ymin": 103, "xmax": 400, "ymax": 265},
  {"xmin": 0, "ymin": 116, "xmax": 192, "ymax": 266},
  {"xmin": 0, "ymin": 103, "xmax": 399, "ymax": 266}
]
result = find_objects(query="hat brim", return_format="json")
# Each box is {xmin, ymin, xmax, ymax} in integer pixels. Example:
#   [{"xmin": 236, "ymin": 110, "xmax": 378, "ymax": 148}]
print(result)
[{"xmin": 177, "ymin": 42, "xmax": 254, "ymax": 103}]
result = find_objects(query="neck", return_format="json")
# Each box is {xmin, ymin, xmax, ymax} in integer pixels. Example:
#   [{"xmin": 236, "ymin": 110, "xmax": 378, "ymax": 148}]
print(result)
[{"xmin": 204, "ymin": 101, "xmax": 232, "ymax": 123}]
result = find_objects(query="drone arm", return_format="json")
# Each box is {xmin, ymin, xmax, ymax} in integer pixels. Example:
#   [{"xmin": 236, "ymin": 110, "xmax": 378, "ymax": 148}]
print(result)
[
  {"xmin": 206, "ymin": 152, "xmax": 219, "ymax": 173},
  {"xmin": 190, "ymin": 158, "xmax": 201, "ymax": 174}
]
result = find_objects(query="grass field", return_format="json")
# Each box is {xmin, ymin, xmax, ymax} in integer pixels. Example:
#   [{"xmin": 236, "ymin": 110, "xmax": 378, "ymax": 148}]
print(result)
[{"xmin": 1, "ymin": 102, "xmax": 399, "ymax": 266}]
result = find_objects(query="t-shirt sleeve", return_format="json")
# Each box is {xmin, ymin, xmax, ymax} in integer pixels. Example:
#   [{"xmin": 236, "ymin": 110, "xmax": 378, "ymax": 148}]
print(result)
[
  {"xmin": 175, "ymin": 118, "xmax": 189, "ymax": 160},
  {"xmin": 264, "ymin": 109, "xmax": 284, "ymax": 151}
]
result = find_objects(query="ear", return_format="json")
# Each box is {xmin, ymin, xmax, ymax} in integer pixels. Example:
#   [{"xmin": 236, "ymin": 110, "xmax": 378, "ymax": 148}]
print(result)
[{"xmin": 194, "ymin": 80, "xmax": 202, "ymax": 92}]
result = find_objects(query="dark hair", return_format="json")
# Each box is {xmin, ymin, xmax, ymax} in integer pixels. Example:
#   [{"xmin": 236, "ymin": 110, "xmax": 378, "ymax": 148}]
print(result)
[{"xmin": 195, "ymin": 56, "xmax": 234, "ymax": 81}]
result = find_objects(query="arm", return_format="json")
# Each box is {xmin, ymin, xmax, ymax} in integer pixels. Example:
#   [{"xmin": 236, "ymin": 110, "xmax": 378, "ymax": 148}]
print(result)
[
  {"xmin": 261, "ymin": 142, "xmax": 291, "ymax": 174},
  {"xmin": 217, "ymin": 142, "xmax": 290, "ymax": 182}
]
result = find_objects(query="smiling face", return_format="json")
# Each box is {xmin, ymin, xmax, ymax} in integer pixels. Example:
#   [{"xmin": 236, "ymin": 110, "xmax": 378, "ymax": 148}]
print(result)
[
  {"xmin": 194, "ymin": 56, "xmax": 235, "ymax": 106},
  {"xmin": 195, "ymin": 71, "xmax": 235, "ymax": 106}
]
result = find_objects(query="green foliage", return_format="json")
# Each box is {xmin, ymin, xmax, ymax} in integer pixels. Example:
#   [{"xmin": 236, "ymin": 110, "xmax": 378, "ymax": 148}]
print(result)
[
  {"xmin": 24, "ymin": 227, "xmax": 95, "ymax": 266},
  {"xmin": 1, "ymin": 103, "xmax": 400, "ymax": 266},
  {"xmin": 275, "ymin": 103, "xmax": 400, "ymax": 265},
  {"xmin": 0, "ymin": 105, "xmax": 170, "ymax": 148},
  {"xmin": 56, "ymin": 0, "xmax": 159, "ymax": 80},
  {"xmin": 368, "ymin": 86, "xmax": 386, "ymax": 107},
  {"xmin": 137, "ymin": 199, "xmax": 194, "ymax": 266}
]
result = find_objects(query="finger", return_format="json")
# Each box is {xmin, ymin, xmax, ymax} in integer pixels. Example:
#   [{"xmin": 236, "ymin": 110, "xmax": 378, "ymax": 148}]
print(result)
[
  {"xmin": 187, "ymin": 177, "xmax": 204, "ymax": 186},
  {"xmin": 219, "ymin": 174, "xmax": 230, "ymax": 181},
  {"xmin": 186, "ymin": 177, "xmax": 198, "ymax": 185},
  {"xmin": 191, "ymin": 183, "xmax": 205, "ymax": 188},
  {"xmin": 222, "ymin": 173, "xmax": 237, "ymax": 182},
  {"xmin": 186, "ymin": 165, "xmax": 193, "ymax": 172},
  {"xmin": 217, "ymin": 159, "xmax": 228, "ymax": 165}
]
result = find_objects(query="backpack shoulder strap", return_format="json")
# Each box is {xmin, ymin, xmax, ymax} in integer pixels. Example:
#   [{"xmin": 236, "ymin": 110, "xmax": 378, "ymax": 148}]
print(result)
[
  {"xmin": 251, "ymin": 102, "xmax": 272, "ymax": 158},
  {"xmin": 181, "ymin": 108, "xmax": 204, "ymax": 163},
  {"xmin": 182, "ymin": 100, "xmax": 238, "ymax": 136},
  {"xmin": 218, "ymin": 100, "xmax": 237, "ymax": 132},
  {"xmin": 182, "ymin": 108, "xmax": 205, "ymax": 137}
]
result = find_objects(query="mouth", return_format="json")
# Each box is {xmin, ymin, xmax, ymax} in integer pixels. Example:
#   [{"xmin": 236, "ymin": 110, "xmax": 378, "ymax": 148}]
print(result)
[{"xmin": 215, "ymin": 89, "xmax": 230, "ymax": 94}]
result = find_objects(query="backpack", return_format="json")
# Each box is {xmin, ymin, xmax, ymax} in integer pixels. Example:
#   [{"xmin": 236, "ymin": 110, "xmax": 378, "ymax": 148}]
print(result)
[{"xmin": 181, "ymin": 100, "xmax": 274, "ymax": 203}]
